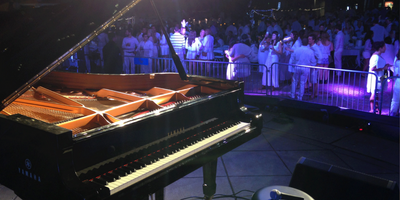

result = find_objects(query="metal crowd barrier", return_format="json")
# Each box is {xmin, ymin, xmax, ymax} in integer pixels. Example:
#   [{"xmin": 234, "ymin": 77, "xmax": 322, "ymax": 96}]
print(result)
[
  {"xmin": 59, "ymin": 54, "xmax": 394, "ymax": 115},
  {"xmin": 267, "ymin": 62, "xmax": 380, "ymax": 113},
  {"xmin": 379, "ymin": 76, "xmax": 400, "ymax": 116}
]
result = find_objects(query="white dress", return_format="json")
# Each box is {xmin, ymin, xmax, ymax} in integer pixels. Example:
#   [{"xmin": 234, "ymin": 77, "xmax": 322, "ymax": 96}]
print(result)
[
  {"xmin": 186, "ymin": 38, "xmax": 201, "ymax": 59},
  {"xmin": 362, "ymin": 39, "xmax": 372, "ymax": 59},
  {"xmin": 258, "ymin": 41, "xmax": 269, "ymax": 73},
  {"xmin": 390, "ymin": 57, "xmax": 400, "ymax": 116},
  {"xmin": 159, "ymin": 34, "xmax": 169, "ymax": 56},
  {"xmin": 263, "ymin": 41, "xmax": 281, "ymax": 87},
  {"xmin": 226, "ymin": 43, "xmax": 252, "ymax": 80},
  {"xmin": 367, "ymin": 54, "xmax": 386, "ymax": 93}
]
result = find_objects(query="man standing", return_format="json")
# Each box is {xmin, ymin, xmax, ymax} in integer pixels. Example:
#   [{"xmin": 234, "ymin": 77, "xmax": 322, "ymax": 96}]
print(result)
[
  {"xmin": 272, "ymin": 20, "xmax": 283, "ymax": 38},
  {"xmin": 225, "ymin": 22, "xmax": 237, "ymax": 36},
  {"xmin": 122, "ymin": 29, "xmax": 139, "ymax": 74},
  {"xmin": 334, "ymin": 24, "xmax": 344, "ymax": 76},
  {"xmin": 371, "ymin": 19, "xmax": 388, "ymax": 42},
  {"xmin": 138, "ymin": 34, "xmax": 153, "ymax": 73},
  {"xmin": 289, "ymin": 37, "xmax": 316, "ymax": 100},
  {"xmin": 169, "ymin": 25, "xmax": 186, "ymax": 72},
  {"xmin": 199, "ymin": 29, "xmax": 215, "ymax": 74},
  {"xmin": 103, "ymin": 33, "xmax": 122, "ymax": 74},
  {"xmin": 308, "ymin": 34, "xmax": 322, "ymax": 98},
  {"xmin": 266, "ymin": 20, "xmax": 274, "ymax": 35}
]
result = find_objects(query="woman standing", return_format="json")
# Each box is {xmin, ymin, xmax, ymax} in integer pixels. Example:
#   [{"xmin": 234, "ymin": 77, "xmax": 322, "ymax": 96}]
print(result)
[
  {"xmin": 159, "ymin": 33, "xmax": 170, "ymax": 71},
  {"xmin": 225, "ymin": 35, "xmax": 252, "ymax": 80},
  {"xmin": 186, "ymin": 31, "xmax": 201, "ymax": 73},
  {"xmin": 258, "ymin": 33, "xmax": 271, "ymax": 74},
  {"xmin": 367, "ymin": 41, "xmax": 390, "ymax": 113},
  {"xmin": 362, "ymin": 31, "xmax": 374, "ymax": 73},
  {"xmin": 317, "ymin": 31, "xmax": 334, "ymax": 82},
  {"xmin": 390, "ymin": 50, "xmax": 400, "ymax": 116},
  {"xmin": 263, "ymin": 31, "xmax": 282, "ymax": 90}
]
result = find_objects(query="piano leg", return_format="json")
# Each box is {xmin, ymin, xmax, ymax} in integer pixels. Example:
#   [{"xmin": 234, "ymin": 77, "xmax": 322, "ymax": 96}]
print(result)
[
  {"xmin": 155, "ymin": 189, "xmax": 164, "ymax": 200},
  {"xmin": 203, "ymin": 159, "xmax": 217, "ymax": 200}
]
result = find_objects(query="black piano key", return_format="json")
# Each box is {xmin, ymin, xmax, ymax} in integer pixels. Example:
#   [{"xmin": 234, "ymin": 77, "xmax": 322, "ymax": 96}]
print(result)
[
  {"xmin": 107, "ymin": 172, "xmax": 120, "ymax": 179},
  {"xmin": 129, "ymin": 162, "xmax": 146, "ymax": 169},
  {"xmin": 101, "ymin": 174, "xmax": 117, "ymax": 182},
  {"xmin": 110, "ymin": 170, "xmax": 125, "ymax": 177},
  {"xmin": 120, "ymin": 166, "xmax": 136, "ymax": 173},
  {"xmin": 152, "ymin": 151, "xmax": 166, "ymax": 158},
  {"xmin": 147, "ymin": 155, "xmax": 160, "ymax": 161},
  {"xmin": 93, "ymin": 178, "xmax": 108, "ymax": 185},
  {"xmin": 113, "ymin": 169, "xmax": 128, "ymax": 176},
  {"xmin": 140, "ymin": 157, "xmax": 155, "ymax": 165}
]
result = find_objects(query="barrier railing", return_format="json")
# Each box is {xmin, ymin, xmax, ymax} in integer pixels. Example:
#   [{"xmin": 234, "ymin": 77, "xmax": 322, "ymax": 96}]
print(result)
[
  {"xmin": 59, "ymin": 54, "xmax": 393, "ymax": 114},
  {"xmin": 380, "ymin": 76, "xmax": 399, "ymax": 116},
  {"xmin": 267, "ymin": 62, "xmax": 380, "ymax": 113}
]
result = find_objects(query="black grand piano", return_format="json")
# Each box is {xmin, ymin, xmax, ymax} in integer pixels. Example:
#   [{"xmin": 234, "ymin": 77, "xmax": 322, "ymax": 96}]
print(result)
[{"xmin": 0, "ymin": 0, "xmax": 262, "ymax": 199}]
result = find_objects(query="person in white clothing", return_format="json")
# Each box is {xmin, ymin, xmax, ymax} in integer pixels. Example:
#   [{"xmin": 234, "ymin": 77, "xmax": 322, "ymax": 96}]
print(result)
[
  {"xmin": 97, "ymin": 32, "xmax": 109, "ymax": 68},
  {"xmin": 308, "ymin": 33, "xmax": 323, "ymax": 98},
  {"xmin": 258, "ymin": 34, "xmax": 271, "ymax": 74},
  {"xmin": 317, "ymin": 32, "xmax": 334, "ymax": 82},
  {"xmin": 367, "ymin": 41, "xmax": 391, "ymax": 113},
  {"xmin": 362, "ymin": 31, "xmax": 374, "ymax": 73},
  {"xmin": 263, "ymin": 31, "xmax": 282, "ymax": 90},
  {"xmin": 122, "ymin": 29, "xmax": 139, "ymax": 74},
  {"xmin": 225, "ymin": 35, "xmax": 253, "ymax": 80},
  {"xmin": 169, "ymin": 25, "xmax": 186, "ymax": 72},
  {"xmin": 186, "ymin": 31, "xmax": 201, "ymax": 73},
  {"xmin": 225, "ymin": 23, "xmax": 237, "ymax": 36},
  {"xmin": 370, "ymin": 19, "xmax": 388, "ymax": 42},
  {"xmin": 289, "ymin": 37, "xmax": 317, "ymax": 100},
  {"xmin": 138, "ymin": 34, "xmax": 153, "ymax": 73},
  {"xmin": 390, "ymin": 51, "xmax": 399, "ymax": 116},
  {"xmin": 272, "ymin": 20, "xmax": 283, "ymax": 39},
  {"xmin": 266, "ymin": 21, "xmax": 274, "ymax": 36},
  {"xmin": 281, "ymin": 31, "xmax": 300, "ymax": 83},
  {"xmin": 199, "ymin": 29, "xmax": 214, "ymax": 74},
  {"xmin": 334, "ymin": 24, "xmax": 344, "ymax": 76}
]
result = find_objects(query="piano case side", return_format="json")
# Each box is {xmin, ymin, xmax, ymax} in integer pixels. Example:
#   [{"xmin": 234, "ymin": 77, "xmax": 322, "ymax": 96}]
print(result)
[{"xmin": 0, "ymin": 114, "xmax": 101, "ymax": 200}]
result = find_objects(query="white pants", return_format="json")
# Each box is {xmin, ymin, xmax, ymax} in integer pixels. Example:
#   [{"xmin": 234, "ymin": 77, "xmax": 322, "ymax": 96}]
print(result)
[
  {"xmin": 334, "ymin": 49, "xmax": 343, "ymax": 75},
  {"xmin": 123, "ymin": 55, "xmax": 135, "ymax": 74},
  {"xmin": 140, "ymin": 59, "xmax": 152, "ymax": 73},
  {"xmin": 291, "ymin": 67, "xmax": 310, "ymax": 100},
  {"xmin": 390, "ymin": 79, "xmax": 400, "ymax": 116}
]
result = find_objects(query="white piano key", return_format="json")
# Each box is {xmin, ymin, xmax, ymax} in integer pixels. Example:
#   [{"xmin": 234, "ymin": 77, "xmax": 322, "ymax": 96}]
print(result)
[{"xmin": 106, "ymin": 122, "xmax": 250, "ymax": 195}]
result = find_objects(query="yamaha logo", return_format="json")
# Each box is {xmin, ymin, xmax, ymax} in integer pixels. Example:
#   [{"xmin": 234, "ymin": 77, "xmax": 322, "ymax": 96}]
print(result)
[{"xmin": 25, "ymin": 159, "xmax": 32, "ymax": 170}]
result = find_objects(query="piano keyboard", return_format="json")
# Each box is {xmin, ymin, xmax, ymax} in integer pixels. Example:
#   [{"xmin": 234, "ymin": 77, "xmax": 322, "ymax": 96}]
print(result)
[{"xmin": 102, "ymin": 121, "xmax": 250, "ymax": 195}]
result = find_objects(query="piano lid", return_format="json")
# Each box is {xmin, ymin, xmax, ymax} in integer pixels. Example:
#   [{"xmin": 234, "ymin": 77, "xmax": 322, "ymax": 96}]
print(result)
[{"xmin": 0, "ymin": 0, "xmax": 149, "ymax": 109}]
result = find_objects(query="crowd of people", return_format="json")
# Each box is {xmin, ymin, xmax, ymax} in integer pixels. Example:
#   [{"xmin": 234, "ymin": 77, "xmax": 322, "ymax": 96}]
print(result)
[{"xmin": 76, "ymin": 5, "xmax": 398, "ymax": 115}]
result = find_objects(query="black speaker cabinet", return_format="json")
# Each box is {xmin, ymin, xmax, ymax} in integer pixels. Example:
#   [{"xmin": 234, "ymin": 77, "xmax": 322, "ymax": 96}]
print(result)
[{"xmin": 289, "ymin": 157, "xmax": 399, "ymax": 200}]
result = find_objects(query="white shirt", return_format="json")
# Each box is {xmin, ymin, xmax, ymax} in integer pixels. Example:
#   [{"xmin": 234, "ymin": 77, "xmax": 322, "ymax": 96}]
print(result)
[
  {"xmin": 97, "ymin": 32, "xmax": 109, "ymax": 47},
  {"xmin": 122, "ymin": 36, "xmax": 139, "ymax": 55},
  {"xmin": 242, "ymin": 25, "xmax": 250, "ymax": 36},
  {"xmin": 335, "ymin": 31, "xmax": 345, "ymax": 51},
  {"xmin": 289, "ymin": 46, "xmax": 317, "ymax": 68},
  {"xmin": 225, "ymin": 25, "xmax": 237, "ymax": 36},
  {"xmin": 138, "ymin": 40, "xmax": 153, "ymax": 57},
  {"xmin": 266, "ymin": 25, "xmax": 274, "ymax": 35},
  {"xmin": 291, "ymin": 21, "xmax": 302, "ymax": 32},
  {"xmin": 309, "ymin": 43, "xmax": 322, "ymax": 64},
  {"xmin": 371, "ymin": 24, "xmax": 389, "ymax": 42},
  {"xmin": 273, "ymin": 24, "xmax": 283, "ymax": 38}
]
